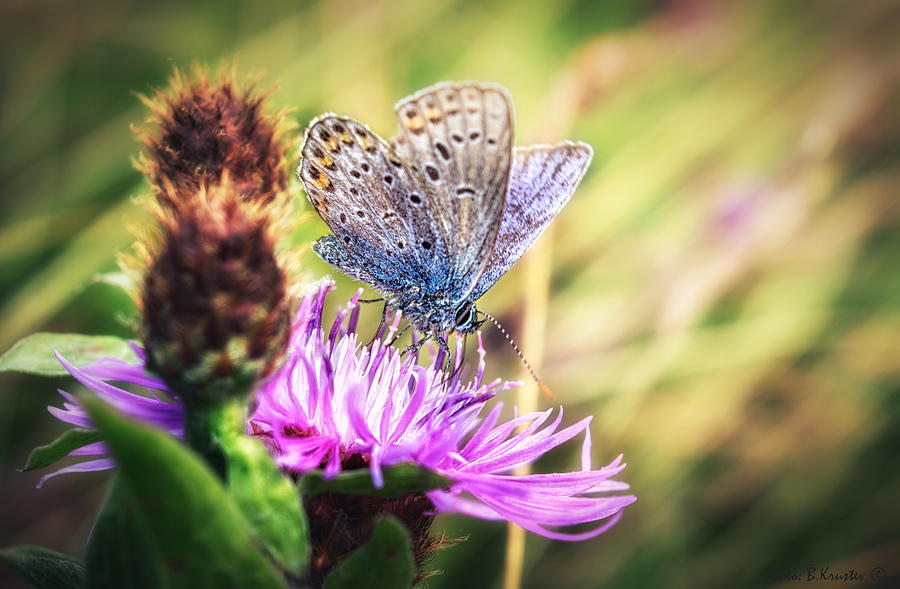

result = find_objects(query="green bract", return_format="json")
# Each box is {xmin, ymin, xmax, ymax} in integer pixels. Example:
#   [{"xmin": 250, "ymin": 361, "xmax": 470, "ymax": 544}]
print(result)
[
  {"xmin": 23, "ymin": 428, "xmax": 103, "ymax": 472},
  {"xmin": 300, "ymin": 462, "xmax": 452, "ymax": 498},
  {"xmin": 211, "ymin": 399, "xmax": 310, "ymax": 576},
  {"xmin": 323, "ymin": 517, "xmax": 415, "ymax": 589}
]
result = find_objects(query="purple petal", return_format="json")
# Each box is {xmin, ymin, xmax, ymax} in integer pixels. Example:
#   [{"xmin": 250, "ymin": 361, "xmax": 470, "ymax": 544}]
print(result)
[{"xmin": 37, "ymin": 459, "xmax": 116, "ymax": 488}]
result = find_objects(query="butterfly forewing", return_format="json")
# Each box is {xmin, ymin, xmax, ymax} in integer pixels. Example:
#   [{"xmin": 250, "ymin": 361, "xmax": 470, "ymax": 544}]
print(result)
[
  {"xmin": 392, "ymin": 82, "xmax": 514, "ymax": 299},
  {"xmin": 470, "ymin": 141, "xmax": 593, "ymax": 300},
  {"xmin": 299, "ymin": 115, "xmax": 450, "ymax": 292}
]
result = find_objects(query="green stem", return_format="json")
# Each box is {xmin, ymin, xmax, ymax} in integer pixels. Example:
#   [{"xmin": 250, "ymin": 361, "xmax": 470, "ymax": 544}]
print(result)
[{"xmin": 183, "ymin": 398, "xmax": 245, "ymax": 480}]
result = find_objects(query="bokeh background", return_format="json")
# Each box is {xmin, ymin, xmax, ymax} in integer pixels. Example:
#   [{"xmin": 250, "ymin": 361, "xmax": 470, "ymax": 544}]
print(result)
[{"xmin": 1, "ymin": 0, "xmax": 898, "ymax": 587}]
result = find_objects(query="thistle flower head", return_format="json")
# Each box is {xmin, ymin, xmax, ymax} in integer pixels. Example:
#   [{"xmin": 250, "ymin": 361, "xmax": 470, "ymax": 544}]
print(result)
[
  {"xmin": 252, "ymin": 283, "xmax": 635, "ymax": 581},
  {"xmin": 135, "ymin": 64, "xmax": 293, "ymax": 208},
  {"xmin": 139, "ymin": 182, "xmax": 291, "ymax": 404},
  {"xmin": 46, "ymin": 282, "xmax": 635, "ymax": 582}
]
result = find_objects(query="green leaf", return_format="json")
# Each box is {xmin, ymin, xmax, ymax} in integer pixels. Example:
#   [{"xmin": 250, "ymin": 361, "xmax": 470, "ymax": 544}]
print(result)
[
  {"xmin": 299, "ymin": 463, "xmax": 451, "ymax": 498},
  {"xmin": 80, "ymin": 394, "xmax": 288, "ymax": 589},
  {"xmin": 0, "ymin": 545, "xmax": 85, "ymax": 589},
  {"xmin": 211, "ymin": 400, "xmax": 310, "ymax": 576},
  {"xmin": 85, "ymin": 478, "xmax": 162, "ymax": 589},
  {"xmin": 323, "ymin": 517, "xmax": 415, "ymax": 589},
  {"xmin": 0, "ymin": 333, "xmax": 138, "ymax": 377},
  {"xmin": 23, "ymin": 428, "xmax": 103, "ymax": 471}
]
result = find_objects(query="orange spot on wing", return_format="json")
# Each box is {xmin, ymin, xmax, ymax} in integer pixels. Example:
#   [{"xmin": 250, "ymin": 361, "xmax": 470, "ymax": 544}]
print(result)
[
  {"xmin": 405, "ymin": 114, "xmax": 425, "ymax": 132},
  {"xmin": 424, "ymin": 105, "xmax": 442, "ymax": 122},
  {"xmin": 359, "ymin": 135, "xmax": 376, "ymax": 151},
  {"xmin": 323, "ymin": 137, "xmax": 339, "ymax": 151},
  {"xmin": 310, "ymin": 174, "xmax": 331, "ymax": 190}
]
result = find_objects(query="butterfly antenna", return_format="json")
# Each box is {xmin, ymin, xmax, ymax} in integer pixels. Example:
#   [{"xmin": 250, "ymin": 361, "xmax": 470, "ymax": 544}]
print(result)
[{"xmin": 478, "ymin": 311, "xmax": 554, "ymax": 399}]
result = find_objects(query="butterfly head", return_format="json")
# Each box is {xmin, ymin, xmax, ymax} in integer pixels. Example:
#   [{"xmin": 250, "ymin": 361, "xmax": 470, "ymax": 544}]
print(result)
[{"xmin": 454, "ymin": 300, "xmax": 485, "ymax": 333}]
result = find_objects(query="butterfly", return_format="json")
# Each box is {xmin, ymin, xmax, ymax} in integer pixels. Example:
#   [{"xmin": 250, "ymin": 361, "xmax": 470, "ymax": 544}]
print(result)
[{"xmin": 298, "ymin": 81, "xmax": 592, "ymax": 356}]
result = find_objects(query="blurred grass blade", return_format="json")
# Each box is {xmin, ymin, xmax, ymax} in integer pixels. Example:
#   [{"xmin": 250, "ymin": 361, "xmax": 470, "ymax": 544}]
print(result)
[
  {"xmin": 0, "ymin": 198, "xmax": 145, "ymax": 352},
  {"xmin": 91, "ymin": 271, "xmax": 136, "ymax": 294}
]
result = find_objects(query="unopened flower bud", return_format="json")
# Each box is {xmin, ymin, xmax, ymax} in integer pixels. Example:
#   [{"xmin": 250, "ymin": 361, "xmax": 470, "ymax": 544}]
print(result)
[
  {"xmin": 136, "ymin": 65, "xmax": 292, "ymax": 208},
  {"xmin": 140, "ymin": 183, "xmax": 290, "ymax": 405}
]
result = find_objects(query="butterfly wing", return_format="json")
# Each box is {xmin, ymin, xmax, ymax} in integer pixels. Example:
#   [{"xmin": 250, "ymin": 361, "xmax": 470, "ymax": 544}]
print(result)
[
  {"xmin": 299, "ymin": 114, "xmax": 450, "ymax": 294},
  {"xmin": 391, "ymin": 82, "xmax": 514, "ymax": 300},
  {"xmin": 470, "ymin": 141, "xmax": 593, "ymax": 300}
]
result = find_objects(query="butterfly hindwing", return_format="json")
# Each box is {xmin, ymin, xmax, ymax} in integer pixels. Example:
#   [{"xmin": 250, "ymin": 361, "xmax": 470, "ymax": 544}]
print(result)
[
  {"xmin": 391, "ymin": 82, "xmax": 514, "ymax": 299},
  {"xmin": 470, "ymin": 141, "xmax": 593, "ymax": 300}
]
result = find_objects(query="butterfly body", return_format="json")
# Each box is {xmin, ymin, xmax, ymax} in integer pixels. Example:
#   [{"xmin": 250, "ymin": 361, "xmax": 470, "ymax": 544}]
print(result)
[
  {"xmin": 299, "ymin": 82, "xmax": 592, "ymax": 343},
  {"xmin": 314, "ymin": 234, "xmax": 483, "ymax": 335}
]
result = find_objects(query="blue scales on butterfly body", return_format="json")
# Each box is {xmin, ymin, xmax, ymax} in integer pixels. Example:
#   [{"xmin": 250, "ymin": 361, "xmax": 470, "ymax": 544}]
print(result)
[{"xmin": 299, "ymin": 81, "xmax": 592, "ymax": 352}]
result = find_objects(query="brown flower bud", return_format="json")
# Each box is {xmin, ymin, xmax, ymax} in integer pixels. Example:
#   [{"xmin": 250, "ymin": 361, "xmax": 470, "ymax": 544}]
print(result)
[
  {"xmin": 139, "ymin": 181, "xmax": 290, "ymax": 405},
  {"xmin": 135, "ymin": 65, "xmax": 293, "ymax": 209}
]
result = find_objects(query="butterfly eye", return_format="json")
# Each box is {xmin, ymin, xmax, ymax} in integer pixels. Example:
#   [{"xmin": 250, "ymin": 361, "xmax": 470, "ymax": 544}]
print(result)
[{"xmin": 454, "ymin": 301, "xmax": 475, "ymax": 327}]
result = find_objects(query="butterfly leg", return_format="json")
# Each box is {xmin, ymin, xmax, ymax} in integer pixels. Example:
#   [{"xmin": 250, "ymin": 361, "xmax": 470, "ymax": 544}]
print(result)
[
  {"xmin": 435, "ymin": 333, "xmax": 453, "ymax": 373},
  {"xmin": 400, "ymin": 333, "xmax": 428, "ymax": 361},
  {"xmin": 368, "ymin": 301, "xmax": 390, "ymax": 346},
  {"xmin": 388, "ymin": 321, "xmax": 415, "ymax": 349}
]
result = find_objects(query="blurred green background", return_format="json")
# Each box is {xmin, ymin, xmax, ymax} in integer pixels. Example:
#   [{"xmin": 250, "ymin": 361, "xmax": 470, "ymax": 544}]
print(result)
[{"xmin": 1, "ymin": 0, "xmax": 898, "ymax": 587}]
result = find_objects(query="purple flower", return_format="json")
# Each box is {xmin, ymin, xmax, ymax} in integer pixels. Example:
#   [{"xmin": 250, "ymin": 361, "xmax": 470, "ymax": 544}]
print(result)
[
  {"xmin": 46, "ymin": 281, "xmax": 635, "ymax": 539},
  {"xmin": 43, "ymin": 348, "xmax": 183, "ymax": 487}
]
